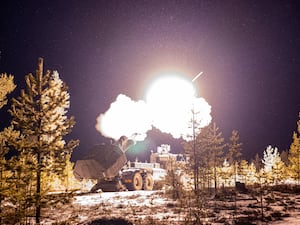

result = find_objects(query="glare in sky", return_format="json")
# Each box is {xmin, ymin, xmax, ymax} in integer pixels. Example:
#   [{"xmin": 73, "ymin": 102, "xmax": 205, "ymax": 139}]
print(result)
[
  {"xmin": 145, "ymin": 75, "xmax": 211, "ymax": 139},
  {"xmin": 95, "ymin": 74, "xmax": 212, "ymax": 141}
]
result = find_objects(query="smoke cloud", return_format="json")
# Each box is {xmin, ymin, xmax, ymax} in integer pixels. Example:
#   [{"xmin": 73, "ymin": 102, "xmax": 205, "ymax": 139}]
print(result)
[
  {"xmin": 95, "ymin": 93, "xmax": 212, "ymax": 142},
  {"xmin": 95, "ymin": 94, "xmax": 152, "ymax": 141}
]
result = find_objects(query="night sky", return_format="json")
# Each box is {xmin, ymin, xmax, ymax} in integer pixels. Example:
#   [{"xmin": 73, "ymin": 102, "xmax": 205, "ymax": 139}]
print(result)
[{"xmin": 0, "ymin": 1, "xmax": 299, "ymax": 161}]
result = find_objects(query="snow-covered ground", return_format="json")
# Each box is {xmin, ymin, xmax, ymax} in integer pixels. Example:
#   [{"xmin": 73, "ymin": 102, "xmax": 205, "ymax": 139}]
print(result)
[{"xmin": 40, "ymin": 189, "xmax": 300, "ymax": 225}]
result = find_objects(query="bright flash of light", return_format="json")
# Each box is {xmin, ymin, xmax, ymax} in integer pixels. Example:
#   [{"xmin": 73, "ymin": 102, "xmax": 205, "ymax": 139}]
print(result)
[
  {"xmin": 145, "ymin": 75, "xmax": 211, "ymax": 140},
  {"xmin": 95, "ymin": 74, "xmax": 212, "ymax": 142}
]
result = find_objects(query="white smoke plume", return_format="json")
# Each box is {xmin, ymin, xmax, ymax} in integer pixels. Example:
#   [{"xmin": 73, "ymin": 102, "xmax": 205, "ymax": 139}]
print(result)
[
  {"xmin": 95, "ymin": 94, "xmax": 212, "ymax": 142},
  {"xmin": 95, "ymin": 94, "xmax": 152, "ymax": 141}
]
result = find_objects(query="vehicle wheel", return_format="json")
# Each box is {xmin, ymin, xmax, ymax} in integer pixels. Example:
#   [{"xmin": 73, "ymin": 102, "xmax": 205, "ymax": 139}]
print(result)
[
  {"xmin": 126, "ymin": 172, "xmax": 143, "ymax": 191},
  {"xmin": 143, "ymin": 173, "xmax": 154, "ymax": 190}
]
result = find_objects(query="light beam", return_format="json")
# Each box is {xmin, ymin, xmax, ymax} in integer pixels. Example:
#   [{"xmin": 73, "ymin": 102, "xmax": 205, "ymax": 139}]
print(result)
[{"xmin": 191, "ymin": 72, "xmax": 203, "ymax": 82}]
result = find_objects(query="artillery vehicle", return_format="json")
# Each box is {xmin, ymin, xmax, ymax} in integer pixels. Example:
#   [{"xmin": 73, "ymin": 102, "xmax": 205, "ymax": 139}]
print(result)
[{"xmin": 73, "ymin": 136, "xmax": 154, "ymax": 192}]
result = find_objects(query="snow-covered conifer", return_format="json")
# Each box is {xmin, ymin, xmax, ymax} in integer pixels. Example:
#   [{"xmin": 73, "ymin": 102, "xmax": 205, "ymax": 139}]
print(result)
[
  {"xmin": 8, "ymin": 58, "xmax": 79, "ymax": 223},
  {"xmin": 262, "ymin": 145, "xmax": 284, "ymax": 184},
  {"xmin": 288, "ymin": 113, "xmax": 300, "ymax": 184},
  {"xmin": 262, "ymin": 145, "xmax": 279, "ymax": 172}
]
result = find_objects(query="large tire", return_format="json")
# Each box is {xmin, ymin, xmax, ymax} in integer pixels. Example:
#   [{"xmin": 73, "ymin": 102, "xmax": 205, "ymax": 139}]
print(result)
[
  {"xmin": 143, "ymin": 173, "xmax": 154, "ymax": 190},
  {"xmin": 126, "ymin": 172, "xmax": 143, "ymax": 191}
]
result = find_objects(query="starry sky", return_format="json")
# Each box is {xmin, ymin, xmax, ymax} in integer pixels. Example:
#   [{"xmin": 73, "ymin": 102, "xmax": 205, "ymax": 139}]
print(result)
[{"xmin": 0, "ymin": 0, "xmax": 299, "ymax": 161}]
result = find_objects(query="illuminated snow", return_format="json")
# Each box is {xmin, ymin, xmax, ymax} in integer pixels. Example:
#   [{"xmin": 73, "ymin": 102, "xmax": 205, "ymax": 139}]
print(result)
[
  {"xmin": 40, "ymin": 190, "xmax": 300, "ymax": 224},
  {"xmin": 74, "ymin": 190, "xmax": 163, "ymax": 207}
]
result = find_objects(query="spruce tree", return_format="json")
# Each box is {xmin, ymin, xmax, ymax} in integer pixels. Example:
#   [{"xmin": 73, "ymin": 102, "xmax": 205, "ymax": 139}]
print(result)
[
  {"xmin": 227, "ymin": 130, "xmax": 242, "ymax": 184},
  {"xmin": 8, "ymin": 58, "xmax": 79, "ymax": 224},
  {"xmin": 288, "ymin": 113, "xmax": 300, "ymax": 184}
]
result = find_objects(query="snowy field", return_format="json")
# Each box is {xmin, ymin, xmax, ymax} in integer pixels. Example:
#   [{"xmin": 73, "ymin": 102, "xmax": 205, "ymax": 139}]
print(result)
[{"xmin": 40, "ymin": 189, "xmax": 300, "ymax": 225}]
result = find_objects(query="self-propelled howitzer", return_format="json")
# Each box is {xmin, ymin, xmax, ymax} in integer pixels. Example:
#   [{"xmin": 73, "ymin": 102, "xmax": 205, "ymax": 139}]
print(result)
[{"xmin": 73, "ymin": 136, "xmax": 154, "ymax": 192}]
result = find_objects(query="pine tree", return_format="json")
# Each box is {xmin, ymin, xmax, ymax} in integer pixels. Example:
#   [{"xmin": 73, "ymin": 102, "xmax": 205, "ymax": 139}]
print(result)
[
  {"xmin": 195, "ymin": 124, "xmax": 211, "ymax": 191},
  {"xmin": 247, "ymin": 162, "xmax": 258, "ymax": 185},
  {"xmin": 217, "ymin": 159, "xmax": 234, "ymax": 187},
  {"xmin": 183, "ymin": 126, "xmax": 209, "ymax": 219},
  {"xmin": 0, "ymin": 73, "xmax": 16, "ymax": 160},
  {"xmin": 288, "ymin": 113, "xmax": 300, "ymax": 184},
  {"xmin": 238, "ymin": 159, "xmax": 249, "ymax": 183},
  {"xmin": 184, "ymin": 122, "xmax": 214, "ymax": 192},
  {"xmin": 252, "ymin": 153, "xmax": 263, "ymax": 172},
  {"xmin": 227, "ymin": 130, "xmax": 242, "ymax": 164},
  {"xmin": 0, "ymin": 73, "xmax": 16, "ymax": 222},
  {"xmin": 8, "ymin": 58, "xmax": 79, "ymax": 224},
  {"xmin": 272, "ymin": 154, "xmax": 285, "ymax": 185},
  {"xmin": 280, "ymin": 150, "xmax": 289, "ymax": 166},
  {"xmin": 47, "ymin": 153, "xmax": 85, "ymax": 192},
  {"xmin": 206, "ymin": 122, "xmax": 226, "ymax": 193},
  {"xmin": 255, "ymin": 168, "xmax": 268, "ymax": 220},
  {"xmin": 227, "ymin": 130, "xmax": 242, "ymax": 184},
  {"xmin": 4, "ymin": 152, "xmax": 37, "ymax": 223},
  {"xmin": 183, "ymin": 108, "xmax": 209, "ymax": 192},
  {"xmin": 0, "ymin": 73, "xmax": 16, "ymax": 109}
]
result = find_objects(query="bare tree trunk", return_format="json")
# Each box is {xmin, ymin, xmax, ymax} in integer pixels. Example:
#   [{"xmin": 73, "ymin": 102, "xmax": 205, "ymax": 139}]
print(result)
[
  {"xmin": 36, "ymin": 152, "xmax": 41, "ymax": 224},
  {"xmin": 214, "ymin": 153, "xmax": 217, "ymax": 194},
  {"xmin": 260, "ymin": 182, "xmax": 264, "ymax": 220},
  {"xmin": 0, "ymin": 167, "xmax": 2, "ymax": 225},
  {"xmin": 36, "ymin": 57, "xmax": 43, "ymax": 224}
]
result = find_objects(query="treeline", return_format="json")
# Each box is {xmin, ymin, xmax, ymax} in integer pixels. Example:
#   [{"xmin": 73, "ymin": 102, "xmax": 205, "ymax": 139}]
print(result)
[
  {"xmin": 163, "ymin": 118, "xmax": 300, "ymax": 224},
  {"xmin": 182, "ymin": 116, "xmax": 300, "ymax": 194},
  {"xmin": 0, "ymin": 58, "xmax": 79, "ymax": 224}
]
